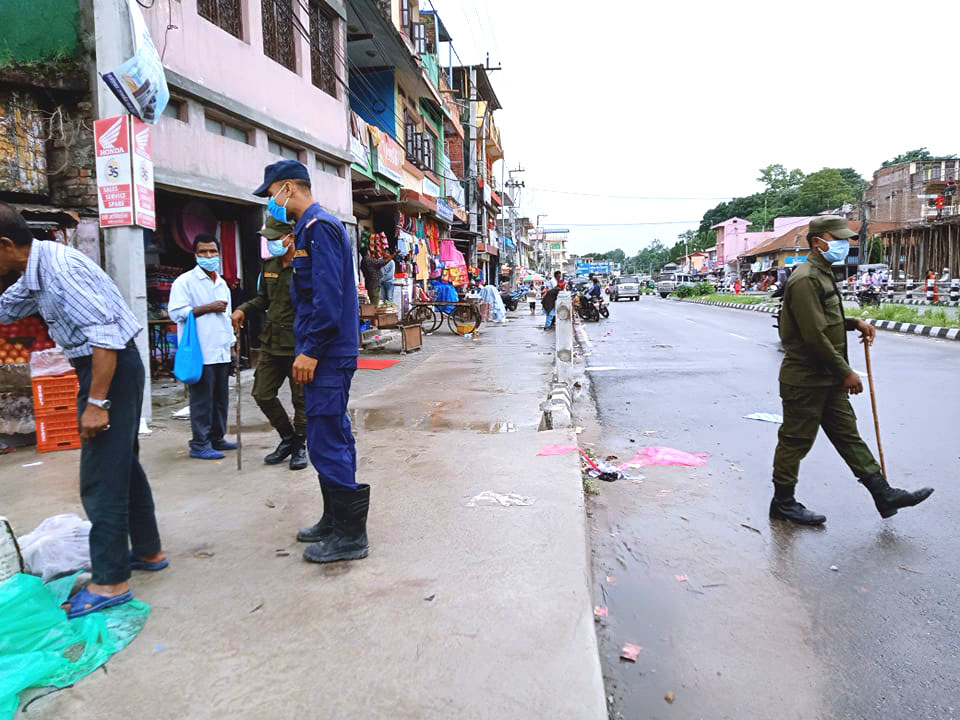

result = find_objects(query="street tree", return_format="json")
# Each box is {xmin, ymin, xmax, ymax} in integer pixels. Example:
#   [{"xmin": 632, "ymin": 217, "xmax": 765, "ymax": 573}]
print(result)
[
  {"xmin": 757, "ymin": 164, "xmax": 805, "ymax": 193},
  {"xmin": 790, "ymin": 168, "xmax": 857, "ymax": 215}
]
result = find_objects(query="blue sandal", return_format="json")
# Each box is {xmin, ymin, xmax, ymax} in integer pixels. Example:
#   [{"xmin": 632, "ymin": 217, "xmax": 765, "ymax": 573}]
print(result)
[
  {"xmin": 129, "ymin": 550, "xmax": 169, "ymax": 571},
  {"xmin": 64, "ymin": 587, "xmax": 133, "ymax": 619}
]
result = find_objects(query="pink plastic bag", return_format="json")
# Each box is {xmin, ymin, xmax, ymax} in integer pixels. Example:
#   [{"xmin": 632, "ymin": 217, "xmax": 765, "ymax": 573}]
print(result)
[{"xmin": 619, "ymin": 447, "xmax": 709, "ymax": 469}]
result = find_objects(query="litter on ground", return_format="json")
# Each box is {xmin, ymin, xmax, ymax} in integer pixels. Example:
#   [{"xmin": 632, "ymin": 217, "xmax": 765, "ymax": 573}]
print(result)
[
  {"xmin": 594, "ymin": 605, "xmax": 608, "ymax": 618},
  {"xmin": 620, "ymin": 642, "xmax": 643, "ymax": 662},
  {"xmin": 465, "ymin": 491, "xmax": 533, "ymax": 508},
  {"xmin": 744, "ymin": 412, "xmax": 784, "ymax": 424},
  {"xmin": 619, "ymin": 446, "xmax": 709, "ymax": 468}
]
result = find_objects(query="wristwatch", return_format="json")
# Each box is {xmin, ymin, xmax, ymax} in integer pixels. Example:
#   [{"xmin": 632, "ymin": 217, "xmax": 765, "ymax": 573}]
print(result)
[{"xmin": 87, "ymin": 398, "xmax": 112, "ymax": 410}]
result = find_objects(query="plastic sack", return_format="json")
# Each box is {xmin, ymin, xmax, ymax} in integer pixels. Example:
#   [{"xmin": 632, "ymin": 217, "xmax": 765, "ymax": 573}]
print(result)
[
  {"xmin": 28, "ymin": 348, "xmax": 72, "ymax": 378},
  {"xmin": 0, "ymin": 573, "xmax": 150, "ymax": 719},
  {"xmin": 173, "ymin": 310, "xmax": 203, "ymax": 384},
  {"xmin": 619, "ymin": 447, "xmax": 710, "ymax": 469},
  {"xmin": 17, "ymin": 514, "xmax": 91, "ymax": 582},
  {"xmin": 100, "ymin": 0, "xmax": 169, "ymax": 123}
]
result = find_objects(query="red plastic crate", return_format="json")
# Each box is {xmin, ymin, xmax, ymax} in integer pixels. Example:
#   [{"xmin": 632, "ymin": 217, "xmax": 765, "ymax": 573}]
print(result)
[
  {"xmin": 36, "ymin": 411, "xmax": 82, "ymax": 453},
  {"xmin": 31, "ymin": 373, "xmax": 79, "ymax": 416}
]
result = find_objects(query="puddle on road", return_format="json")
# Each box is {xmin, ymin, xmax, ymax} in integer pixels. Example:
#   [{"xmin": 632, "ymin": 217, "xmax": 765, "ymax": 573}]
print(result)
[{"xmin": 350, "ymin": 407, "xmax": 515, "ymax": 434}]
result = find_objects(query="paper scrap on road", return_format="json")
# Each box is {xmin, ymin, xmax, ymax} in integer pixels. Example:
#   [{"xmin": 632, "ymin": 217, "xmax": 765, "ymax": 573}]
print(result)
[
  {"xmin": 594, "ymin": 605, "xmax": 608, "ymax": 618},
  {"xmin": 744, "ymin": 412, "xmax": 784, "ymax": 424},
  {"xmin": 619, "ymin": 446, "xmax": 710, "ymax": 468},
  {"xmin": 172, "ymin": 405, "xmax": 191, "ymax": 419},
  {"xmin": 465, "ymin": 491, "xmax": 533, "ymax": 508},
  {"xmin": 620, "ymin": 642, "xmax": 643, "ymax": 662},
  {"xmin": 21, "ymin": 461, "xmax": 43, "ymax": 467},
  {"xmin": 536, "ymin": 444, "xmax": 579, "ymax": 456},
  {"xmin": 675, "ymin": 574, "xmax": 689, "ymax": 583}
]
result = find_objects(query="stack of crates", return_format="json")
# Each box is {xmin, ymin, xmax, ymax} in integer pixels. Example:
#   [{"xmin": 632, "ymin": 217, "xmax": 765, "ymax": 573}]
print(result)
[{"xmin": 31, "ymin": 372, "xmax": 82, "ymax": 453}]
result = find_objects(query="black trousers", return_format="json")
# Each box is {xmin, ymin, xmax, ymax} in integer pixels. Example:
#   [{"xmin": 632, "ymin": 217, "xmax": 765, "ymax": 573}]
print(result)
[
  {"xmin": 188, "ymin": 362, "xmax": 230, "ymax": 451},
  {"xmin": 74, "ymin": 345, "xmax": 161, "ymax": 585}
]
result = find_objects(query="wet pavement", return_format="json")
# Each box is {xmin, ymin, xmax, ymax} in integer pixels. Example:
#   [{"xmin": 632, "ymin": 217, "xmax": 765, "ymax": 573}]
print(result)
[{"xmin": 580, "ymin": 296, "xmax": 959, "ymax": 719}]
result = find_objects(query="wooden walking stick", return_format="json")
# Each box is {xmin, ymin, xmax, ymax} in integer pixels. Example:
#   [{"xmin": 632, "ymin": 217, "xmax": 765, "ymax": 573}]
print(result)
[
  {"xmin": 863, "ymin": 339, "xmax": 887, "ymax": 480},
  {"xmin": 235, "ymin": 329, "xmax": 243, "ymax": 471}
]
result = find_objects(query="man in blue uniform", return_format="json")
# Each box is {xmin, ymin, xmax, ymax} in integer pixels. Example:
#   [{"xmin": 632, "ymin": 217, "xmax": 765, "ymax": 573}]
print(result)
[{"xmin": 253, "ymin": 160, "xmax": 367, "ymax": 564}]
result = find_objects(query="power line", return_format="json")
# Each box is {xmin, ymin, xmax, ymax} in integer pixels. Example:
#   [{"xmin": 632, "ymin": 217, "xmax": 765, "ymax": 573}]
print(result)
[{"xmin": 528, "ymin": 187, "xmax": 732, "ymax": 200}]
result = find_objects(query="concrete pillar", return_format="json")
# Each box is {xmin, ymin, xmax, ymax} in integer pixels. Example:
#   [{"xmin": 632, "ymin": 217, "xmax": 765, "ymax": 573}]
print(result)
[
  {"xmin": 555, "ymin": 291, "xmax": 573, "ymax": 386},
  {"xmin": 92, "ymin": 0, "xmax": 152, "ymax": 422},
  {"xmin": 906, "ymin": 278, "xmax": 914, "ymax": 300},
  {"xmin": 950, "ymin": 278, "xmax": 960, "ymax": 302}
]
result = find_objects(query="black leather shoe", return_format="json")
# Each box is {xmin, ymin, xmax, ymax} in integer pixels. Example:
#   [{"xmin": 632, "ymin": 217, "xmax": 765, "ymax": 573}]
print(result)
[
  {"xmin": 296, "ymin": 484, "xmax": 334, "ymax": 542},
  {"xmin": 859, "ymin": 473, "xmax": 934, "ymax": 519},
  {"xmin": 303, "ymin": 484, "xmax": 370, "ymax": 563},
  {"xmin": 769, "ymin": 497, "xmax": 827, "ymax": 525},
  {"xmin": 265, "ymin": 434, "xmax": 296, "ymax": 465},
  {"xmin": 289, "ymin": 439, "xmax": 307, "ymax": 471}
]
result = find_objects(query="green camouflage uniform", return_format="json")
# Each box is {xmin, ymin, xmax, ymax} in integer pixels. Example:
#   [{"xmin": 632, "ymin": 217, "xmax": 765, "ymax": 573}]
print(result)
[
  {"xmin": 237, "ymin": 257, "xmax": 305, "ymax": 437},
  {"xmin": 772, "ymin": 251, "xmax": 881, "ymax": 487}
]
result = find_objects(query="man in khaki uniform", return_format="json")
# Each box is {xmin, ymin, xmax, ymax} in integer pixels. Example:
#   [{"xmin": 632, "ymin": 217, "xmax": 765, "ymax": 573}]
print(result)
[
  {"xmin": 232, "ymin": 217, "xmax": 307, "ymax": 470},
  {"xmin": 770, "ymin": 216, "xmax": 933, "ymax": 525}
]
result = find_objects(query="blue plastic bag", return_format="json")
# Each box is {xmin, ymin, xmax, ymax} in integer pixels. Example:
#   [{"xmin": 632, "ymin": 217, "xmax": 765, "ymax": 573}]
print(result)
[{"xmin": 173, "ymin": 310, "xmax": 203, "ymax": 384}]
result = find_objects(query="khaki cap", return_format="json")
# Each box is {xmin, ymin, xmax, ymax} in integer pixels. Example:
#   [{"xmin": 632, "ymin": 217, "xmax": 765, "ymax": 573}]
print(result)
[
  {"xmin": 259, "ymin": 215, "xmax": 295, "ymax": 240},
  {"xmin": 809, "ymin": 215, "xmax": 857, "ymax": 239}
]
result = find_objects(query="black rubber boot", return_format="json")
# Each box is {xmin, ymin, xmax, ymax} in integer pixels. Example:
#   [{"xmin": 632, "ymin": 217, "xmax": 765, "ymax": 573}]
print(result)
[
  {"xmin": 859, "ymin": 473, "xmax": 934, "ymax": 519},
  {"xmin": 769, "ymin": 483, "xmax": 826, "ymax": 525},
  {"xmin": 265, "ymin": 424, "xmax": 296, "ymax": 465},
  {"xmin": 288, "ymin": 436, "xmax": 307, "ymax": 471},
  {"xmin": 296, "ymin": 484, "xmax": 334, "ymax": 542},
  {"xmin": 303, "ymin": 484, "xmax": 370, "ymax": 563}
]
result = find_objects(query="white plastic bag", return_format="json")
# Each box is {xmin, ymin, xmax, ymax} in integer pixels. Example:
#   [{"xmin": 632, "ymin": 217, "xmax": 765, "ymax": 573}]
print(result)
[
  {"xmin": 29, "ymin": 348, "xmax": 73, "ymax": 378},
  {"xmin": 17, "ymin": 513, "xmax": 91, "ymax": 581}
]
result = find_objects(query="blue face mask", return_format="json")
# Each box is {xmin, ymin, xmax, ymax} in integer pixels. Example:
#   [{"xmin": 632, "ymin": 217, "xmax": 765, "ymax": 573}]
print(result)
[
  {"xmin": 197, "ymin": 255, "xmax": 220, "ymax": 273},
  {"xmin": 821, "ymin": 239, "xmax": 849, "ymax": 264},
  {"xmin": 267, "ymin": 184, "xmax": 290, "ymax": 224},
  {"xmin": 266, "ymin": 239, "xmax": 288, "ymax": 257}
]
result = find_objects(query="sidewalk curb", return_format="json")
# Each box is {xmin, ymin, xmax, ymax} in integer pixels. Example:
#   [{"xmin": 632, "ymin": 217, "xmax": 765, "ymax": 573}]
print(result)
[{"xmin": 675, "ymin": 297, "xmax": 960, "ymax": 342}]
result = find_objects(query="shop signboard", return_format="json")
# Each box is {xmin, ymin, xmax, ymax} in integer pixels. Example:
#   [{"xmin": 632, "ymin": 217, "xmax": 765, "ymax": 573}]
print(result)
[
  {"xmin": 94, "ymin": 115, "xmax": 134, "ymax": 227},
  {"xmin": 131, "ymin": 118, "xmax": 156, "ymax": 230},
  {"xmin": 784, "ymin": 255, "xmax": 807, "ymax": 267},
  {"xmin": 576, "ymin": 261, "xmax": 613, "ymax": 275},
  {"xmin": 436, "ymin": 198, "xmax": 454, "ymax": 223},
  {"xmin": 375, "ymin": 133, "xmax": 404, "ymax": 185},
  {"xmin": 422, "ymin": 175, "xmax": 440, "ymax": 198}
]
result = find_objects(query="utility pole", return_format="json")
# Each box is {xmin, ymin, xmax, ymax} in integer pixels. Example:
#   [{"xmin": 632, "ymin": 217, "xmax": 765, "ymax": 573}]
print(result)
[{"xmin": 91, "ymin": 0, "xmax": 152, "ymax": 422}]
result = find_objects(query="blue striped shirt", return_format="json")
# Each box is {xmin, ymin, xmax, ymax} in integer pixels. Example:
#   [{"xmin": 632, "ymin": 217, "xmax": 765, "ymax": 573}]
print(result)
[{"xmin": 0, "ymin": 241, "xmax": 141, "ymax": 359}]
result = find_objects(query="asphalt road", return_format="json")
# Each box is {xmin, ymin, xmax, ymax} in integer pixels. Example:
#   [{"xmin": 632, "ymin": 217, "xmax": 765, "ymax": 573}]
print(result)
[{"xmin": 582, "ymin": 296, "xmax": 959, "ymax": 720}]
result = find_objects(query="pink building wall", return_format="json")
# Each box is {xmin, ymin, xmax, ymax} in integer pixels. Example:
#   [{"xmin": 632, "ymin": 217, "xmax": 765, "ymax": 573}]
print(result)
[
  {"xmin": 141, "ymin": 0, "xmax": 352, "ymax": 218},
  {"xmin": 715, "ymin": 216, "xmax": 816, "ymax": 266}
]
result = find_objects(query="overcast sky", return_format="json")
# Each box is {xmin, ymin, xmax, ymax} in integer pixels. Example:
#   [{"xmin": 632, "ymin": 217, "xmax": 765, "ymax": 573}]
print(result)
[{"xmin": 429, "ymin": 0, "xmax": 960, "ymax": 257}]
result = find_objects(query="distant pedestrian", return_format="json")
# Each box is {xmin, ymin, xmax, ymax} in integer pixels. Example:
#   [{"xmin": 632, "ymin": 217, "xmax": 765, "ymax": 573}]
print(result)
[
  {"xmin": 0, "ymin": 202, "xmax": 166, "ymax": 618},
  {"xmin": 548, "ymin": 270, "xmax": 562, "ymax": 289},
  {"xmin": 542, "ymin": 281, "xmax": 564, "ymax": 329},
  {"xmin": 379, "ymin": 250, "xmax": 395, "ymax": 306},
  {"xmin": 231, "ymin": 216, "xmax": 307, "ymax": 471},
  {"xmin": 770, "ymin": 215, "xmax": 933, "ymax": 526},
  {"xmin": 168, "ymin": 233, "xmax": 237, "ymax": 460},
  {"xmin": 359, "ymin": 247, "xmax": 388, "ymax": 307},
  {"xmin": 525, "ymin": 284, "xmax": 539, "ymax": 314}
]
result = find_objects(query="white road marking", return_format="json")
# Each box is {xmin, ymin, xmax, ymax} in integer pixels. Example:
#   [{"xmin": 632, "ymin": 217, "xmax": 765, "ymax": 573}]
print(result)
[
  {"xmin": 728, "ymin": 332, "xmax": 749, "ymax": 340},
  {"xmin": 586, "ymin": 366, "xmax": 619, "ymax": 372}
]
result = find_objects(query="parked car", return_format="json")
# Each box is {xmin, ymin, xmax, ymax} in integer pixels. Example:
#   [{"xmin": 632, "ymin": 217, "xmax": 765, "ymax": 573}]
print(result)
[
  {"xmin": 655, "ymin": 271, "xmax": 697, "ymax": 298},
  {"xmin": 610, "ymin": 275, "xmax": 641, "ymax": 301}
]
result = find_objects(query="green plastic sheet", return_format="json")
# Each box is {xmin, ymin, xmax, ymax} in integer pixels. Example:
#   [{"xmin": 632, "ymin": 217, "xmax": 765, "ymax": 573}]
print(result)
[{"xmin": 0, "ymin": 573, "xmax": 149, "ymax": 718}]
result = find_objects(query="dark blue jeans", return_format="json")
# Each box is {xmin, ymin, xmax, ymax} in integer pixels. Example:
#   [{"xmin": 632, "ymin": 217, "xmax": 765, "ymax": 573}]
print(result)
[
  {"xmin": 74, "ymin": 345, "xmax": 161, "ymax": 584},
  {"xmin": 188, "ymin": 362, "xmax": 230, "ymax": 451},
  {"xmin": 305, "ymin": 357, "xmax": 358, "ymax": 489}
]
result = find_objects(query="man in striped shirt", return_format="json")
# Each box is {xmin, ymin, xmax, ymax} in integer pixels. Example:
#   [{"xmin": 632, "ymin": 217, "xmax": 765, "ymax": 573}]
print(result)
[{"xmin": 0, "ymin": 202, "xmax": 166, "ymax": 618}]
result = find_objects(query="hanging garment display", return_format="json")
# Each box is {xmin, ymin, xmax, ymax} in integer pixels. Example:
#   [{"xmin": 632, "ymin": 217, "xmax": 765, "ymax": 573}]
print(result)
[{"xmin": 440, "ymin": 240, "xmax": 468, "ymax": 287}]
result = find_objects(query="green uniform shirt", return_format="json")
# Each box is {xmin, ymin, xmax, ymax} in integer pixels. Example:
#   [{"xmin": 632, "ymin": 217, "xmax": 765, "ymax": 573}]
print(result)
[
  {"xmin": 778, "ymin": 252, "xmax": 857, "ymax": 387},
  {"xmin": 237, "ymin": 257, "xmax": 296, "ymax": 356}
]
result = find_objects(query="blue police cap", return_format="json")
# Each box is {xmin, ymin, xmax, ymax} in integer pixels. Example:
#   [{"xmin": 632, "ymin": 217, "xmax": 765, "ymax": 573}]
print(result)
[{"xmin": 253, "ymin": 159, "xmax": 310, "ymax": 197}]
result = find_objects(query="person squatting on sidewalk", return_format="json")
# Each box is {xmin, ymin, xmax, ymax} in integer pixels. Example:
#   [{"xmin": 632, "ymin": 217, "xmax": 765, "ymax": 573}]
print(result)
[
  {"xmin": 769, "ymin": 215, "xmax": 934, "ymax": 526},
  {"xmin": 231, "ymin": 217, "xmax": 307, "ymax": 471},
  {"xmin": 168, "ymin": 234, "xmax": 238, "ymax": 460},
  {"xmin": 0, "ymin": 202, "xmax": 167, "ymax": 618},
  {"xmin": 254, "ymin": 160, "xmax": 369, "ymax": 564}
]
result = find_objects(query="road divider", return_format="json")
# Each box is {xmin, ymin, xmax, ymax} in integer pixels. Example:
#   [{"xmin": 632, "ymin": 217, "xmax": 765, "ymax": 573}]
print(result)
[{"xmin": 674, "ymin": 298, "xmax": 960, "ymax": 342}]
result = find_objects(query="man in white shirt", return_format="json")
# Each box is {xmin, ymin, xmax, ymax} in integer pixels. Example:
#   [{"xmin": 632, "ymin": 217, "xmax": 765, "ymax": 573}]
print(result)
[{"xmin": 168, "ymin": 233, "xmax": 237, "ymax": 460}]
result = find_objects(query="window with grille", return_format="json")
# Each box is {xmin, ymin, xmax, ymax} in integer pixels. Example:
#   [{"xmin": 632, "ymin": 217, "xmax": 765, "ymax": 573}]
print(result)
[
  {"xmin": 310, "ymin": 3, "xmax": 337, "ymax": 97},
  {"xmin": 263, "ymin": 0, "xmax": 296, "ymax": 71},
  {"xmin": 422, "ymin": 127, "xmax": 437, "ymax": 173},
  {"xmin": 197, "ymin": 0, "xmax": 243, "ymax": 39},
  {"xmin": 404, "ymin": 112, "xmax": 419, "ymax": 164}
]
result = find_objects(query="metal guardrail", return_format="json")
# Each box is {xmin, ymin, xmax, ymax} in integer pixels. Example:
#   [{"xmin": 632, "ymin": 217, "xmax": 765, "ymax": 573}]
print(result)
[{"xmin": 718, "ymin": 279, "xmax": 960, "ymax": 304}]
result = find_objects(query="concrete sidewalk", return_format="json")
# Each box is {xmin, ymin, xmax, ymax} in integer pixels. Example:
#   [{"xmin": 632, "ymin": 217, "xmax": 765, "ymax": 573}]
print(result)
[{"xmin": 3, "ymin": 312, "xmax": 605, "ymax": 720}]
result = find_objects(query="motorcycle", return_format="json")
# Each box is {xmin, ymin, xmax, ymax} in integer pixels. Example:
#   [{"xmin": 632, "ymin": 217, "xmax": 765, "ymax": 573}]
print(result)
[
  {"xmin": 856, "ymin": 285, "xmax": 881, "ymax": 308},
  {"xmin": 500, "ymin": 289, "xmax": 525, "ymax": 312},
  {"xmin": 575, "ymin": 292, "xmax": 607, "ymax": 321}
]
